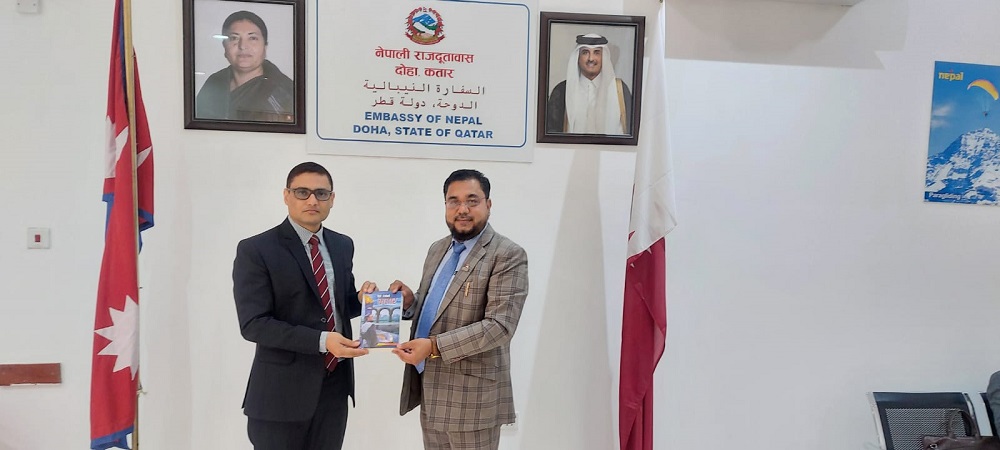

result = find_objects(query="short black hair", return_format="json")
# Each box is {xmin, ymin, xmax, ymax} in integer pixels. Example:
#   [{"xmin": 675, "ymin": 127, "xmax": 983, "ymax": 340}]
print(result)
[
  {"xmin": 443, "ymin": 169, "xmax": 490, "ymax": 199},
  {"xmin": 222, "ymin": 10, "xmax": 268, "ymax": 45},
  {"xmin": 286, "ymin": 162, "xmax": 333, "ymax": 189}
]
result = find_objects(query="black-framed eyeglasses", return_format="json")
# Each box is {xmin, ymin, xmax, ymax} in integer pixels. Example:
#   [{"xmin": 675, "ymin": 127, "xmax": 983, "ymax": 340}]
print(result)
[
  {"xmin": 287, "ymin": 187, "xmax": 333, "ymax": 201},
  {"xmin": 445, "ymin": 198, "xmax": 482, "ymax": 209}
]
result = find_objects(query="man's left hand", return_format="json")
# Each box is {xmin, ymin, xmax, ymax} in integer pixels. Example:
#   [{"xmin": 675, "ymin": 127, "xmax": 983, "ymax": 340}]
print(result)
[{"xmin": 392, "ymin": 338, "xmax": 432, "ymax": 365}]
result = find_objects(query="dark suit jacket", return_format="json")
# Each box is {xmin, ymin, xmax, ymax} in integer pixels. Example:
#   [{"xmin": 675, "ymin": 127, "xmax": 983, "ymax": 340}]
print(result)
[
  {"xmin": 989, "ymin": 371, "xmax": 1000, "ymax": 434},
  {"xmin": 399, "ymin": 224, "xmax": 528, "ymax": 432},
  {"xmin": 233, "ymin": 218, "xmax": 361, "ymax": 422}
]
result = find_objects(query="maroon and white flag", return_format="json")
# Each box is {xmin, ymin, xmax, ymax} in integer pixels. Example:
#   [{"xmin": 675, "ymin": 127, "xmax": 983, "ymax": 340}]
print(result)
[
  {"xmin": 90, "ymin": 0, "xmax": 154, "ymax": 447},
  {"xmin": 619, "ymin": 5, "xmax": 676, "ymax": 450}
]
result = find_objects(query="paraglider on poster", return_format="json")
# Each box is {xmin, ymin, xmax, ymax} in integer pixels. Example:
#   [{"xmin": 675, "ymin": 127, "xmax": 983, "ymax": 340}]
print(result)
[{"xmin": 926, "ymin": 61, "xmax": 1000, "ymax": 205}]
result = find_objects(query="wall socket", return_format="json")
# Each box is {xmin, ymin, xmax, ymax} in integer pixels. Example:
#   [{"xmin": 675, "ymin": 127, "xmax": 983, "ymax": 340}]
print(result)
[{"xmin": 27, "ymin": 227, "xmax": 50, "ymax": 249}]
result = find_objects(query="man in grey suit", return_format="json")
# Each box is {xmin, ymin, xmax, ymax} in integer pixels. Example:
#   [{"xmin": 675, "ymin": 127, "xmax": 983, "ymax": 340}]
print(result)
[
  {"xmin": 233, "ymin": 161, "xmax": 369, "ymax": 450},
  {"xmin": 362, "ymin": 169, "xmax": 528, "ymax": 449}
]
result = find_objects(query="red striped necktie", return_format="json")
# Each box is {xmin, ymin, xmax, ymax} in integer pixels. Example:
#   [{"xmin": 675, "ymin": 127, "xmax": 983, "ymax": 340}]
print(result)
[{"xmin": 309, "ymin": 234, "xmax": 337, "ymax": 371}]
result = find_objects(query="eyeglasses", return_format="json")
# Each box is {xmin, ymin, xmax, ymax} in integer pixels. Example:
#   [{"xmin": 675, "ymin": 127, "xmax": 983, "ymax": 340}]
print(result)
[
  {"xmin": 287, "ymin": 187, "xmax": 333, "ymax": 201},
  {"xmin": 445, "ymin": 198, "xmax": 482, "ymax": 209}
]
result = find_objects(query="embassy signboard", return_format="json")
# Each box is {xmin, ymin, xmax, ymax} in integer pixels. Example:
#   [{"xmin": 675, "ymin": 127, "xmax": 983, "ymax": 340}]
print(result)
[{"xmin": 312, "ymin": 0, "xmax": 534, "ymax": 162}]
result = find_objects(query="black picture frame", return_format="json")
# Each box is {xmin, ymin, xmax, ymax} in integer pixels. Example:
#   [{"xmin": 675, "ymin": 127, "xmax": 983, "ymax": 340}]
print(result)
[
  {"xmin": 183, "ymin": 0, "xmax": 305, "ymax": 133},
  {"xmin": 537, "ymin": 12, "xmax": 645, "ymax": 145}
]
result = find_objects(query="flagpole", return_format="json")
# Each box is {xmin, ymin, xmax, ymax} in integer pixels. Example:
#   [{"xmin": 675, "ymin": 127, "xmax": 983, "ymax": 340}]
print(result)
[{"xmin": 121, "ymin": 0, "xmax": 141, "ymax": 447}]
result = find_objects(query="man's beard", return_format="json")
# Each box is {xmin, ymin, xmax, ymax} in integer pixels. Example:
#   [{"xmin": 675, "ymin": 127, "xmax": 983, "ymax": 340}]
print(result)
[{"xmin": 448, "ymin": 221, "xmax": 482, "ymax": 242}]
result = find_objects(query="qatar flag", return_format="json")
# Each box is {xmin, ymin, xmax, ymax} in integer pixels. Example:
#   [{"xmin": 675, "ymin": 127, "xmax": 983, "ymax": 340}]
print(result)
[{"xmin": 619, "ymin": 5, "xmax": 677, "ymax": 450}]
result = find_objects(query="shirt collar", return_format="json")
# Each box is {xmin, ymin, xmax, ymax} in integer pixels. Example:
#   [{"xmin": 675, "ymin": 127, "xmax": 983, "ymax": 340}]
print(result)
[{"xmin": 288, "ymin": 217, "xmax": 324, "ymax": 246}]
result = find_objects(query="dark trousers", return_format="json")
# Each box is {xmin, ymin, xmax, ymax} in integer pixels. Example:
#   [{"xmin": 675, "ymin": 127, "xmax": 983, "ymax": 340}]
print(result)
[{"xmin": 247, "ymin": 364, "xmax": 350, "ymax": 450}]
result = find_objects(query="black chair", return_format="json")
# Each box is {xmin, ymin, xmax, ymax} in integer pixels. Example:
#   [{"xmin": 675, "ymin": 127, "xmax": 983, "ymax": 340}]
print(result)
[
  {"xmin": 984, "ymin": 392, "xmax": 998, "ymax": 436},
  {"xmin": 869, "ymin": 392, "xmax": 976, "ymax": 450}
]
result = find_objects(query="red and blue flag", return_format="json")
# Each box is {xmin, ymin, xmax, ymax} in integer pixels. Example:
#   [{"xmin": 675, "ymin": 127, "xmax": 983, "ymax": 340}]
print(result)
[{"xmin": 90, "ymin": 0, "xmax": 154, "ymax": 447}]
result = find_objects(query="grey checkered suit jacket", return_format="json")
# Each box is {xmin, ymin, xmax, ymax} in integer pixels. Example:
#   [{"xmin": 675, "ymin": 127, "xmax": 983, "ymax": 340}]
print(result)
[{"xmin": 399, "ymin": 224, "xmax": 528, "ymax": 432}]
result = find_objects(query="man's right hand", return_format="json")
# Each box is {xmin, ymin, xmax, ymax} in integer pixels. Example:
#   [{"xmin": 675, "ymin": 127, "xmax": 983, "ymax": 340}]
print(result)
[
  {"xmin": 389, "ymin": 280, "xmax": 415, "ymax": 310},
  {"xmin": 325, "ymin": 332, "xmax": 369, "ymax": 358},
  {"xmin": 357, "ymin": 280, "xmax": 378, "ymax": 302}
]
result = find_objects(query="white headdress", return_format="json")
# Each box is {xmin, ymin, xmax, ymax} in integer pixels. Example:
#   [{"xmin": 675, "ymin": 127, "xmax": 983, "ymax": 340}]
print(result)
[{"xmin": 564, "ymin": 33, "xmax": 624, "ymax": 134}]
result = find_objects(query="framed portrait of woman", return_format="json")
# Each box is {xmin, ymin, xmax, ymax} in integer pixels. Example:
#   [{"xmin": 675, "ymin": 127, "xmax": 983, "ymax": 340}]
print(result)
[{"xmin": 183, "ymin": 0, "xmax": 305, "ymax": 133}]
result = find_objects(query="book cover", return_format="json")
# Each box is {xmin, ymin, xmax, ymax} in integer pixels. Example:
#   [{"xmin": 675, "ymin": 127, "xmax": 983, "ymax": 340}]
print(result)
[{"xmin": 359, "ymin": 291, "xmax": 403, "ymax": 348}]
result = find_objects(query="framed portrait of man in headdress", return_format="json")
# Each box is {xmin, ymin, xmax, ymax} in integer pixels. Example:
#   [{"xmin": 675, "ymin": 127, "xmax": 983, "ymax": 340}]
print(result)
[
  {"xmin": 183, "ymin": 0, "xmax": 305, "ymax": 133},
  {"xmin": 537, "ymin": 12, "xmax": 645, "ymax": 145}
]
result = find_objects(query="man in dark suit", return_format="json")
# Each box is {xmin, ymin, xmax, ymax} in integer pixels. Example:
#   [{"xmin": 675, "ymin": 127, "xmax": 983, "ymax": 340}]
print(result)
[
  {"xmin": 233, "ymin": 161, "xmax": 369, "ymax": 450},
  {"xmin": 989, "ymin": 371, "xmax": 1000, "ymax": 435},
  {"xmin": 359, "ymin": 169, "xmax": 528, "ymax": 450}
]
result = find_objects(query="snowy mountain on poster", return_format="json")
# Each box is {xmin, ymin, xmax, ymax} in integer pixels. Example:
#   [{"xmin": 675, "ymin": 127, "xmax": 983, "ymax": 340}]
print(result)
[{"xmin": 925, "ymin": 128, "xmax": 1000, "ymax": 204}]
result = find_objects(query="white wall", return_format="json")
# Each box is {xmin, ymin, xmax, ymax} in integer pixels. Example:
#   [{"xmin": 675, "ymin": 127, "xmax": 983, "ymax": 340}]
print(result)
[{"xmin": 2, "ymin": 0, "xmax": 999, "ymax": 449}]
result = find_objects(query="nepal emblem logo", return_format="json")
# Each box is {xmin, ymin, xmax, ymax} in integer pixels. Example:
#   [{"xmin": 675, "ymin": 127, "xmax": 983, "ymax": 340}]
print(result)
[{"xmin": 406, "ymin": 7, "xmax": 445, "ymax": 45}]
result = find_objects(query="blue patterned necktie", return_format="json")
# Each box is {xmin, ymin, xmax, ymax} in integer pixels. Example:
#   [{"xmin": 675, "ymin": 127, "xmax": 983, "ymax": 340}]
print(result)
[{"xmin": 415, "ymin": 242, "xmax": 466, "ymax": 373}]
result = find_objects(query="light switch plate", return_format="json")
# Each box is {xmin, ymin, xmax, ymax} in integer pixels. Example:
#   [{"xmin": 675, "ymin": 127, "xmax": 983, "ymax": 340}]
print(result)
[{"xmin": 17, "ymin": 0, "xmax": 40, "ymax": 14}]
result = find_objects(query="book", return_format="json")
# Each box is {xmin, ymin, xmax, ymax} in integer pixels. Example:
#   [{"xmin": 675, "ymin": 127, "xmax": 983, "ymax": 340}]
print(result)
[{"xmin": 359, "ymin": 291, "xmax": 403, "ymax": 348}]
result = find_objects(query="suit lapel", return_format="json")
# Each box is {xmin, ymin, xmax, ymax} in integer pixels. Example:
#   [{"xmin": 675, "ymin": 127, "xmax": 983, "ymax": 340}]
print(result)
[
  {"xmin": 411, "ymin": 237, "xmax": 448, "ymax": 337},
  {"xmin": 322, "ymin": 228, "xmax": 344, "ymax": 317},
  {"xmin": 433, "ymin": 225, "xmax": 494, "ymax": 323},
  {"xmin": 417, "ymin": 238, "xmax": 448, "ymax": 305},
  {"xmin": 279, "ymin": 219, "xmax": 321, "ymax": 301}
]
